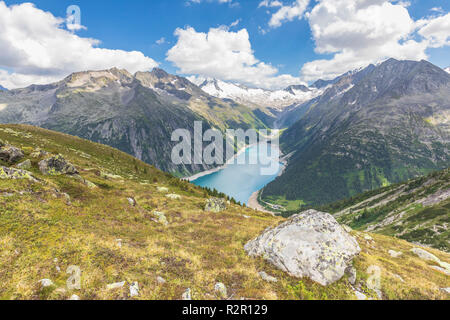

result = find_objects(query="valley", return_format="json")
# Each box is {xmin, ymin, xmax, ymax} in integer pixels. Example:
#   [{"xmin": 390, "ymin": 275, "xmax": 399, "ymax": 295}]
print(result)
[{"xmin": 0, "ymin": 124, "xmax": 449, "ymax": 300}]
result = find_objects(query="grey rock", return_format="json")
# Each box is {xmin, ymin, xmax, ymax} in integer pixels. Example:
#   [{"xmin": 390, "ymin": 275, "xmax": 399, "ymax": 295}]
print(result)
[
  {"xmin": 154, "ymin": 211, "xmax": 168, "ymax": 226},
  {"xmin": 38, "ymin": 279, "xmax": 54, "ymax": 288},
  {"xmin": 72, "ymin": 174, "xmax": 96, "ymax": 188},
  {"xmin": 156, "ymin": 276, "xmax": 166, "ymax": 284},
  {"xmin": 182, "ymin": 288, "xmax": 192, "ymax": 300},
  {"xmin": 354, "ymin": 290, "xmax": 367, "ymax": 300},
  {"xmin": 388, "ymin": 250, "xmax": 403, "ymax": 258},
  {"xmin": 410, "ymin": 248, "xmax": 440, "ymax": 262},
  {"xmin": 244, "ymin": 210, "xmax": 361, "ymax": 286},
  {"xmin": 214, "ymin": 282, "xmax": 227, "ymax": 299},
  {"xmin": 129, "ymin": 282, "xmax": 139, "ymax": 297},
  {"xmin": 0, "ymin": 166, "xmax": 38, "ymax": 182},
  {"xmin": 16, "ymin": 159, "xmax": 31, "ymax": 170},
  {"xmin": 38, "ymin": 154, "xmax": 78, "ymax": 175},
  {"xmin": 127, "ymin": 197, "xmax": 137, "ymax": 207},
  {"xmin": 430, "ymin": 265, "xmax": 450, "ymax": 276},
  {"xmin": 0, "ymin": 145, "xmax": 24, "ymax": 163},
  {"xmin": 258, "ymin": 271, "xmax": 278, "ymax": 283},
  {"xmin": 345, "ymin": 266, "xmax": 357, "ymax": 285},
  {"xmin": 440, "ymin": 288, "xmax": 450, "ymax": 294},
  {"xmin": 410, "ymin": 248, "xmax": 450, "ymax": 273},
  {"xmin": 166, "ymin": 193, "xmax": 181, "ymax": 200},
  {"xmin": 205, "ymin": 198, "xmax": 227, "ymax": 213},
  {"xmin": 30, "ymin": 148, "xmax": 49, "ymax": 159},
  {"xmin": 107, "ymin": 281, "xmax": 126, "ymax": 290}
]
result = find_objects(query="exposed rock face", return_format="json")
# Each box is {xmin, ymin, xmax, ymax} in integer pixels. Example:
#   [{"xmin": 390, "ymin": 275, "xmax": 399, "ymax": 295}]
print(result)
[
  {"xmin": 205, "ymin": 198, "xmax": 227, "ymax": 213},
  {"xmin": 38, "ymin": 154, "xmax": 78, "ymax": 175},
  {"xmin": 0, "ymin": 145, "xmax": 24, "ymax": 163},
  {"xmin": 244, "ymin": 210, "xmax": 361, "ymax": 286}
]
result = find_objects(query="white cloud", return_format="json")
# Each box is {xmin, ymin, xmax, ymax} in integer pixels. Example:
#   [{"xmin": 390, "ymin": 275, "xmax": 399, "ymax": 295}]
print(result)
[
  {"xmin": 166, "ymin": 26, "xmax": 303, "ymax": 89},
  {"xmin": 269, "ymin": 0, "xmax": 310, "ymax": 27},
  {"xmin": 156, "ymin": 37, "xmax": 166, "ymax": 45},
  {"xmin": 258, "ymin": 1, "xmax": 283, "ymax": 8},
  {"xmin": 0, "ymin": 1, "xmax": 158, "ymax": 89},
  {"xmin": 417, "ymin": 13, "xmax": 450, "ymax": 48},
  {"xmin": 299, "ymin": 0, "xmax": 450, "ymax": 82}
]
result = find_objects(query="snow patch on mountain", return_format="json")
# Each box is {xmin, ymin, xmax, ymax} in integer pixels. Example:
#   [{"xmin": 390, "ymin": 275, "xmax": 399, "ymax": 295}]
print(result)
[
  {"xmin": 199, "ymin": 79, "xmax": 322, "ymax": 110},
  {"xmin": 445, "ymin": 67, "xmax": 450, "ymax": 74}
]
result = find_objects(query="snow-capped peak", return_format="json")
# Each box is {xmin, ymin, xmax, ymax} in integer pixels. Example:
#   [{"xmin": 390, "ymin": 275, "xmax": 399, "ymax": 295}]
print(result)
[
  {"xmin": 445, "ymin": 67, "xmax": 450, "ymax": 74},
  {"xmin": 199, "ymin": 79, "xmax": 322, "ymax": 110}
]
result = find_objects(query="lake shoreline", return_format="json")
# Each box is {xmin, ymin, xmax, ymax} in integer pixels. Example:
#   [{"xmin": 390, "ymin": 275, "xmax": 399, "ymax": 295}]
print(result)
[
  {"xmin": 184, "ymin": 142, "xmax": 258, "ymax": 182},
  {"xmin": 187, "ymin": 134, "xmax": 286, "ymax": 211}
]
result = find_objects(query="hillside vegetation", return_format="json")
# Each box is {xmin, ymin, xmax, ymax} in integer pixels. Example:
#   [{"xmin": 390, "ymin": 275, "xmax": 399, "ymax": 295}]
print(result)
[
  {"xmin": 319, "ymin": 169, "xmax": 450, "ymax": 252},
  {"xmin": 0, "ymin": 125, "xmax": 449, "ymax": 300}
]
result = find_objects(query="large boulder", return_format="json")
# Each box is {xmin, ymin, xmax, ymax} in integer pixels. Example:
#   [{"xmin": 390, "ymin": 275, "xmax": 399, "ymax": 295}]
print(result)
[
  {"xmin": 205, "ymin": 198, "xmax": 227, "ymax": 213},
  {"xmin": 0, "ymin": 145, "xmax": 24, "ymax": 164},
  {"xmin": 38, "ymin": 154, "xmax": 78, "ymax": 175},
  {"xmin": 244, "ymin": 210, "xmax": 361, "ymax": 286}
]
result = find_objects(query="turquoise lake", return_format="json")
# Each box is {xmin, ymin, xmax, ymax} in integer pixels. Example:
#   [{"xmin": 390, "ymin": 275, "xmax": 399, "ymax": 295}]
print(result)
[{"xmin": 191, "ymin": 143, "xmax": 282, "ymax": 205}]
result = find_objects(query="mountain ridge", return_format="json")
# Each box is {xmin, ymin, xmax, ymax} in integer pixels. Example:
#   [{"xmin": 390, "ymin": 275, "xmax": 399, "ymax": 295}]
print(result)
[
  {"xmin": 0, "ymin": 68, "xmax": 266, "ymax": 175},
  {"xmin": 262, "ymin": 58, "xmax": 450, "ymax": 209}
]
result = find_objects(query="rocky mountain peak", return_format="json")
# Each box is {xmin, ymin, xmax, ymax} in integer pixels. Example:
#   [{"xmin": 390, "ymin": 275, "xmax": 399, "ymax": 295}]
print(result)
[
  {"xmin": 64, "ymin": 68, "xmax": 134, "ymax": 89},
  {"xmin": 284, "ymin": 84, "xmax": 310, "ymax": 94}
]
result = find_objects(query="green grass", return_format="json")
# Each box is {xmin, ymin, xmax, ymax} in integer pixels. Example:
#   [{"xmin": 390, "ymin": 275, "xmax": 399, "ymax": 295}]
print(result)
[{"xmin": 0, "ymin": 124, "xmax": 449, "ymax": 300}]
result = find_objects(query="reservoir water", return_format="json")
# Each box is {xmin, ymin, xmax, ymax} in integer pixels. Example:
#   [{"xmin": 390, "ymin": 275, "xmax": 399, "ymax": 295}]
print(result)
[{"xmin": 191, "ymin": 143, "xmax": 282, "ymax": 205}]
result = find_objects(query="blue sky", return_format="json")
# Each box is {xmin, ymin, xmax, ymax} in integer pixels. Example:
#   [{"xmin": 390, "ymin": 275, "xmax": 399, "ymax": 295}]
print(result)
[{"xmin": 0, "ymin": 0, "xmax": 449, "ymax": 89}]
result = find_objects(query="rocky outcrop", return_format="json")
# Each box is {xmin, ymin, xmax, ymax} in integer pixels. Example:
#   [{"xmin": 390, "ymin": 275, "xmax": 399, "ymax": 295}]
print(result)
[
  {"xmin": 38, "ymin": 154, "xmax": 78, "ymax": 175},
  {"xmin": 205, "ymin": 198, "xmax": 227, "ymax": 213},
  {"xmin": 244, "ymin": 210, "xmax": 361, "ymax": 286},
  {"xmin": 411, "ymin": 248, "xmax": 450, "ymax": 273},
  {"xmin": 0, "ymin": 166, "xmax": 38, "ymax": 182},
  {"xmin": 0, "ymin": 145, "xmax": 24, "ymax": 163}
]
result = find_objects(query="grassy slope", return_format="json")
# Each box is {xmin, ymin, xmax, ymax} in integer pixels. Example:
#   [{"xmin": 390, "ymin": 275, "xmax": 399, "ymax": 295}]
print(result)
[
  {"xmin": 319, "ymin": 169, "xmax": 450, "ymax": 252},
  {"xmin": 0, "ymin": 125, "xmax": 449, "ymax": 300}
]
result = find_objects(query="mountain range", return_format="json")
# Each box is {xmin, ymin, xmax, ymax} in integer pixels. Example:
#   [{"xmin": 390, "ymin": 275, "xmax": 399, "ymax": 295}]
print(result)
[
  {"xmin": 0, "ymin": 59, "xmax": 449, "ymax": 209},
  {"xmin": 199, "ymin": 78, "xmax": 322, "ymax": 113},
  {"xmin": 262, "ymin": 59, "xmax": 450, "ymax": 209},
  {"xmin": 0, "ymin": 68, "xmax": 266, "ymax": 175}
]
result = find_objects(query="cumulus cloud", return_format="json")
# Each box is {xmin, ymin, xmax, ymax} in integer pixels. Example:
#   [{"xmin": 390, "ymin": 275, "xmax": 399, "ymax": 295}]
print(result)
[
  {"xmin": 268, "ymin": 0, "xmax": 310, "ymax": 27},
  {"xmin": 0, "ymin": 1, "xmax": 158, "ymax": 89},
  {"xmin": 166, "ymin": 26, "xmax": 303, "ymax": 89},
  {"xmin": 299, "ymin": 0, "xmax": 450, "ymax": 82}
]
